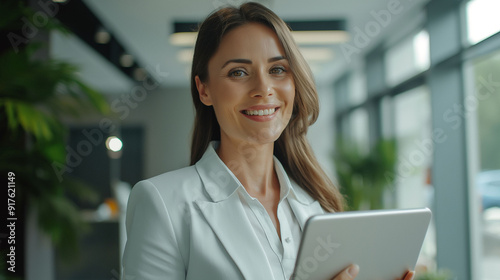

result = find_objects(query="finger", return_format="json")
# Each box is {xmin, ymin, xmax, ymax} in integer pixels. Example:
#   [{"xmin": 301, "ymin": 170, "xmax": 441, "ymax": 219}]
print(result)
[
  {"xmin": 393, "ymin": 270, "xmax": 414, "ymax": 280},
  {"xmin": 331, "ymin": 264, "xmax": 360, "ymax": 280},
  {"xmin": 403, "ymin": 270, "xmax": 415, "ymax": 280}
]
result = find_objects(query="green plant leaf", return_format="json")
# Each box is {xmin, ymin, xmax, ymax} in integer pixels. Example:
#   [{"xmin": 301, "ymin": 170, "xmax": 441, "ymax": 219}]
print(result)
[
  {"xmin": 415, "ymin": 269, "xmax": 454, "ymax": 280},
  {"xmin": 0, "ymin": 0, "xmax": 111, "ymax": 262},
  {"xmin": 334, "ymin": 138, "xmax": 397, "ymax": 210},
  {"xmin": 14, "ymin": 101, "xmax": 54, "ymax": 140},
  {"xmin": 2, "ymin": 100, "xmax": 19, "ymax": 130}
]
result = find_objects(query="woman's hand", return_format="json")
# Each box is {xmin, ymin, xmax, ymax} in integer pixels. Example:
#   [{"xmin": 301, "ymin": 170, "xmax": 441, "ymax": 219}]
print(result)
[
  {"xmin": 400, "ymin": 270, "xmax": 415, "ymax": 280},
  {"xmin": 330, "ymin": 264, "xmax": 359, "ymax": 280},
  {"xmin": 330, "ymin": 264, "xmax": 415, "ymax": 280}
]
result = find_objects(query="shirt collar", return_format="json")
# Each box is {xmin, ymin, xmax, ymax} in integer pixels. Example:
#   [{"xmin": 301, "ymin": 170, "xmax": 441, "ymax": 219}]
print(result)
[
  {"xmin": 273, "ymin": 155, "xmax": 315, "ymax": 205},
  {"xmin": 195, "ymin": 141, "xmax": 313, "ymax": 205}
]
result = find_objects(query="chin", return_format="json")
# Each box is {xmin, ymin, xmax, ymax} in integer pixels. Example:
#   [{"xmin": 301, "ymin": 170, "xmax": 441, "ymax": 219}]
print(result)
[{"xmin": 250, "ymin": 125, "xmax": 285, "ymax": 144}]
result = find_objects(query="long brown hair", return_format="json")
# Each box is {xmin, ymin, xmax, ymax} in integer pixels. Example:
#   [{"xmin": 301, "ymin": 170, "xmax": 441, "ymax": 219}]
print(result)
[{"xmin": 190, "ymin": 2, "xmax": 344, "ymax": 212}]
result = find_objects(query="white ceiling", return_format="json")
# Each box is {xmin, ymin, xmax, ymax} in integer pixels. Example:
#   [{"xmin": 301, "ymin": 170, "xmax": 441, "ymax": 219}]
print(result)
[{"xmin": 51, "ymin": 0, "xmax": 428, "ymax": 94}]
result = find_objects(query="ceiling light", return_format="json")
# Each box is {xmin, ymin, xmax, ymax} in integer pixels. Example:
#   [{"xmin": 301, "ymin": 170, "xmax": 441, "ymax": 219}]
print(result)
[
  {"xmin": 170, "ymin": 22, "xmax": 198, "ymax": 46},
  {"xmin": 106, "ymin": 136, "xmax": 123, "ymax": 152},
  {"xmin": 293, "ymin": 31, "xmax": 349, "ymax": 44},
  {"xmin": 299, "ymin": 47, "xmax": 335, "ymax": 62},
  {"xmin": 170, "ymin": 32, "xmax": 198, "ymax": 47},
  {"xmin": 120, "ymin": 54, "xmax": 134, "ymax": 67},
  {"xmin": 95, "ymin": 27, "xmax": 110, "ymax": 44},
  {"xmin": 54, "ymin": 0, "xmax": 155, "ymax": 84},
  {"xmin": 170, "ymin": 19, "xmax": 348, "ymax": 47},
  {"xmin": 287, "ymin": 20, "xmax": 348, "ymax": 44},
  {"xmin": 170, "ymin": 31, "xmax": 348, "ymax": 46},
  {"xmin": 133, "ymin": 68, "xmax": 147, "ymax": 81}
]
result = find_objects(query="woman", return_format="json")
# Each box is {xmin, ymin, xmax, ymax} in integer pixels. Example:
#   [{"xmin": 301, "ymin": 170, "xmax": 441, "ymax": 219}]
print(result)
[{"xmin": 122, "ymin": 2, "xmax": 414, "ymax": 280}]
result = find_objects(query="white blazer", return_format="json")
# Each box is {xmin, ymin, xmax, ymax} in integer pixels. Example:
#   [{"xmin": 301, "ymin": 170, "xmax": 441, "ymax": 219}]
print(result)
[{"xmin": 122, "ymin": 142, "xmax": 325, "ymax": 280}]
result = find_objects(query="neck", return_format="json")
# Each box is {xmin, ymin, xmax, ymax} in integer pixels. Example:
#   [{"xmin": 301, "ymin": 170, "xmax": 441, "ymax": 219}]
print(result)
[{"xmin": 216, "ymin": 137, "xmax": 277, "ymax": 197}]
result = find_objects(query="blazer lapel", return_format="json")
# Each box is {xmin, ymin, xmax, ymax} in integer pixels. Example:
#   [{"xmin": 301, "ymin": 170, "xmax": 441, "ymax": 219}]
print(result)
[
  {"xmin": 194, "ymin": 142, "xmax": 273, "ymax": 279},
  {"xmin": 195, "ymin": 195, "xmax": 274, "ymax": 279},
  {"xmin": 193, "ymin": 141, "xmax": 325, "ymax": 277}
]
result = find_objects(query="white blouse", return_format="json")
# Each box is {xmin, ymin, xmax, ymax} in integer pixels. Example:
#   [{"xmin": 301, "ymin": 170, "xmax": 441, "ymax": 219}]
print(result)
[
  {"xmin": 122, "ymin": 141, "xmax": 324, "ymax": 280},
  {"xmin": 237, "ymin": 158, "xmax": 303, "ymax": 280}
]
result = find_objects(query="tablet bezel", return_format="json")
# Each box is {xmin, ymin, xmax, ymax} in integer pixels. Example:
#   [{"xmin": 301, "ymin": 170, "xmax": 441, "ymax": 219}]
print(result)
[{"xmin": 291, "ymin": 208, "xmax": 432, "ymax": 280}]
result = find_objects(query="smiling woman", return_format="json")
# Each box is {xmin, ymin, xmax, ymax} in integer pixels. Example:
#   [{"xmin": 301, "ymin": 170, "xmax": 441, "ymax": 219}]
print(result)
[
  {"xmin": 189, "ymin": 3, "xmax": 343, "ymax": 215},
  {"xmin": 195, "ymin": 22, "xmax": 295, "ymax": 152},
  {"xmin": 121, "ymin": 2, "xmax": 412, "ymax": 280}
]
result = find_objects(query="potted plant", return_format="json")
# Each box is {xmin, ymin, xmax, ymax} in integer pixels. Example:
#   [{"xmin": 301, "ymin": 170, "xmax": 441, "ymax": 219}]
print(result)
[
  {"xmin": 0, "ymin": 1, "xmax": 109, "ymax": 276},
  {"xmin": 415, "ymin": 270, "xmax": 454, "ymax": 280},
  {"xmin": 333, "ymin": 138, "xmax": 397, "ymax": 210}
]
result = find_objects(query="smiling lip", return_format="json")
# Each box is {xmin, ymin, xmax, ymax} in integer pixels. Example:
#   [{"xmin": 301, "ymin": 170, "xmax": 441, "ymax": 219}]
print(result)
[{"xmin": 241, "ymin": 105, "xmax": 280, "ymax": 122}]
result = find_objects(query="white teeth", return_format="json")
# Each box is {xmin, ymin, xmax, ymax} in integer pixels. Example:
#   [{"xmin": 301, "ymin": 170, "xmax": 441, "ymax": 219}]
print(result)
[{"xmin": 245, "ymin": 108, "xmax": 276, "ymax": 116}]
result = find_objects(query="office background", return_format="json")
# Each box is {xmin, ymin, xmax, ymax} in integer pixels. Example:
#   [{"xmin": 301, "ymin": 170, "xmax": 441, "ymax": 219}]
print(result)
[{"xmin": 1, "ymin": 0, "xmax": 499, "ymax": 279}]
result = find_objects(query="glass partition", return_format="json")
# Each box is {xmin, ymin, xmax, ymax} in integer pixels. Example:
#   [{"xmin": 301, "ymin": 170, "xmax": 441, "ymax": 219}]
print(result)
[{"xmin": 469, "ymin": 48, "xmax": 500, "ymax": 280}]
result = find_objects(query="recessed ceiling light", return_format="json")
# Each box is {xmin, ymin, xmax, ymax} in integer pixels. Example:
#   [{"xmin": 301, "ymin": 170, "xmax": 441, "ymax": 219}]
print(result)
[
  {"xmin": 170, "ymin": 30, "xmax": 349, "ymax": 46},
  {"xmin": 120, "ymin": 54, "xmax": 134, "ymax": 67},
  {"xmin": 293, "ymin": 31, "xmax": 349, "ymax": 45},
  {"xmin": 299, "ymin": 47, "xmax": 335, "ymax": 61},
  {"xmin": 133, "ymin": 68, "xmax": 147, "ymax": 81},
  {"xmin": 95, "ymin": 27, "xmax": 110, "ymax": 44},
  {"xmin": 170, "ymin": 19, "xmax": 348, "ymax": 46},
  {"xmin": 170, "ymin": 32, "xmax": 198, "ymax": 47}
]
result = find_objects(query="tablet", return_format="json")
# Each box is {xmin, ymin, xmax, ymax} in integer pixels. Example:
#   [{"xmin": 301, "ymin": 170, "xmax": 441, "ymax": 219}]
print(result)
[{"xmin": 291, "ymin": 208, "xmax": 432, "ymax": 280}]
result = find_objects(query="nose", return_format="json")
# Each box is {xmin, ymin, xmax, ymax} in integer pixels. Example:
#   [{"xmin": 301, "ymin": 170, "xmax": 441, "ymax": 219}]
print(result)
[{"xmin": 250, "ymin": 71, "xmax": 273, "ymax": 97}]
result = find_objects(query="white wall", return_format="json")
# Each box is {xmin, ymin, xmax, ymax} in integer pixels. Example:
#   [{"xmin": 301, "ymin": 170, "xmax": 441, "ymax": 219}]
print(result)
[
  {"xmin": 122, "ymin": 87, "xmax": 194, "ymax": 179},
  {"xmin": 307, "ymin": 83, "xmax": 337, "ymax": 182}
]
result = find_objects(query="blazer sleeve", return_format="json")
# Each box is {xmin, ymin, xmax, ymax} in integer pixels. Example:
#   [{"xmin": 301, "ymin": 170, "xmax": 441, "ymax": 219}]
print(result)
[{"xmin": 122, "ymin": 180, "xmax": 185, "ymax": 280}]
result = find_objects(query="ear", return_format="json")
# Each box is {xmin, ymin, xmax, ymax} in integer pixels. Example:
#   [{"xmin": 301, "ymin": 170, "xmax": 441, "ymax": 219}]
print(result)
[{"xmin": 195, "ymin": 75, "xmax": 212, "ymax": 106}]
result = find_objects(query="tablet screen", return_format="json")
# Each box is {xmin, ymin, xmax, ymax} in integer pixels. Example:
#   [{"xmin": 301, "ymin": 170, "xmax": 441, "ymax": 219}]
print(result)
[{"xmin": 291, "ymin": 208, "xmax": 432, "ymax": 280}]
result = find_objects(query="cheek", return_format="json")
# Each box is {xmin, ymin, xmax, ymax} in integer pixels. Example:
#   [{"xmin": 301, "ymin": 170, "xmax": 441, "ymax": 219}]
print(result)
[
  {"xmin": 280, "ymin": 84, "xmax": 295, "ymax": 128},
  {"xmin": 210, "ymin": 83, "xmax": 243, "ymax": 118},
  {"xmin": 212, "ymin": 80, "xmax": 243, "ymax": 101},
  {"xmin": 278, "ymin": 76, "xmax": 295, "ymax": 96},
  {"xmin": 280, "ymin": 80, "xmax": 295, "ymax": 112}
]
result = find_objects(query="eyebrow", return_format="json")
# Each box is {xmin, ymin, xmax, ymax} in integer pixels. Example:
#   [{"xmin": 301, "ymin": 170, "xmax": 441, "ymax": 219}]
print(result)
[{"xmin": 221, "ymin": 56, "xmax": 286, "ymax": 69}]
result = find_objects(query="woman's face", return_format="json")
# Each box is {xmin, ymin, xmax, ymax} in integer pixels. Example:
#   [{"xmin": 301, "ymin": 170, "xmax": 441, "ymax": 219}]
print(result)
[{"xmin": 195, "ymin": 22, "xmax": 295, "ymax": 146}]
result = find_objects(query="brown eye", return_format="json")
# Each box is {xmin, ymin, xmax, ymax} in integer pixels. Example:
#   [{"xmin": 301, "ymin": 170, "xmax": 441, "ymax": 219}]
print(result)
[
  {"xmin": 270, "ymin": 66, "xmax": 286, "ymax": 75},
  {"xmin": 229, "ymin": 69, "xmax": 247, "ymax": 77}
]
